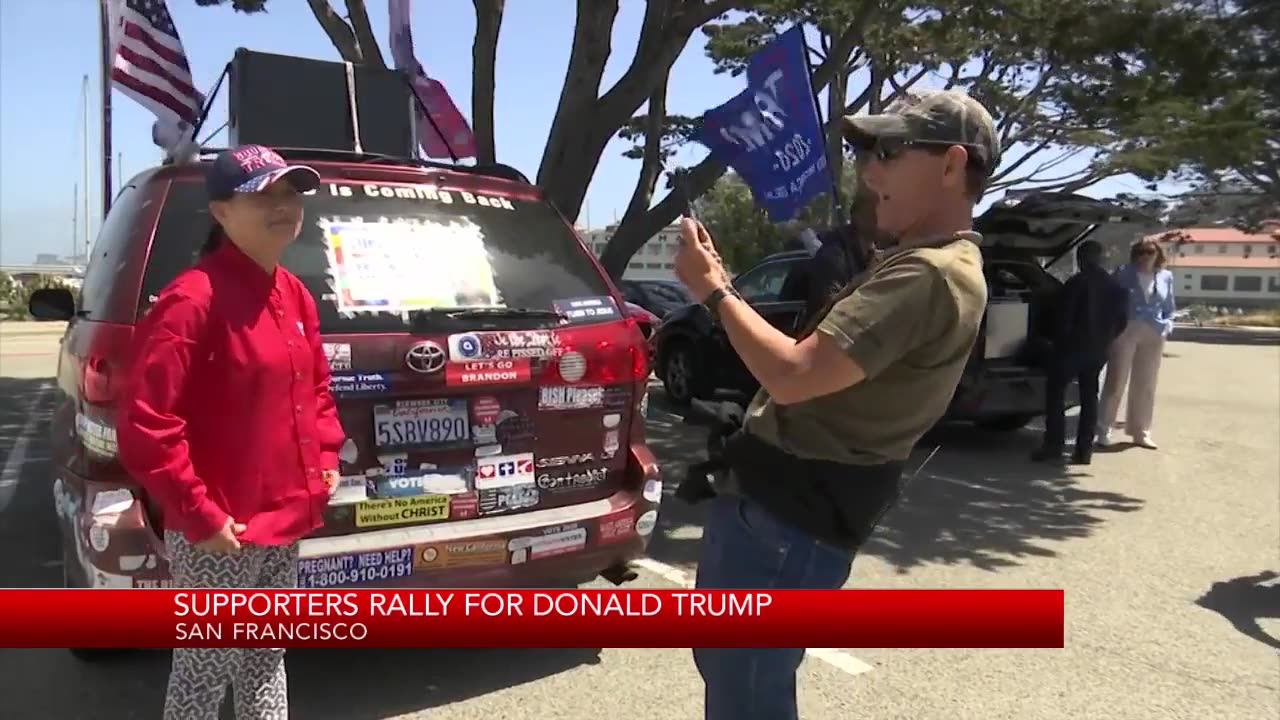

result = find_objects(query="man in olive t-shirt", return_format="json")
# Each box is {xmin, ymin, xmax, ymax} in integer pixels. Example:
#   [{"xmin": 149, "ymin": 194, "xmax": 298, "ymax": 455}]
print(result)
[{"xmin": 673, "ymin": 89, "xmax": 998, "ymax": 720}]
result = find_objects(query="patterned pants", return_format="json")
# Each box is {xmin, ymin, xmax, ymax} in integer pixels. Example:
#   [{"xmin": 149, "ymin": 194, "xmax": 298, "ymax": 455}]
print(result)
[{"xmin": 163, "ymin": 530, "xmax": 299, "ymax": 720}]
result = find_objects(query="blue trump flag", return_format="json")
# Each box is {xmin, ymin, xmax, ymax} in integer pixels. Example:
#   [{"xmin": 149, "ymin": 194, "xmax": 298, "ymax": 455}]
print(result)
[{"xmin": 693, "ymin": 26, "xmax": 834, "ymax": 222}]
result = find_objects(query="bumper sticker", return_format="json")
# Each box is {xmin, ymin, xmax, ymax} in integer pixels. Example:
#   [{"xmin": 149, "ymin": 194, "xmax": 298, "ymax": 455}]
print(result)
[
  {"xmin": 415, "ymin": 537, "xmax": 508, "ymax": 570},
  {"xmin": 355, "ymin": 495, "xmax": 450, "ymax": 527},
  {"xmin": 297, "ymin": 546, "xmax": 415, "ymax": 589},
  {"xmin": 553, "ymin": 296, "xmax": 620, "ymax": 322}
]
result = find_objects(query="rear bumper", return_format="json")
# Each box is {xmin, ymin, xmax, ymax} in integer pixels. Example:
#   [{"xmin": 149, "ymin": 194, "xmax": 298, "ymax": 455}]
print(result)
[
  {"xmin": 297, "ymin": 492, "xmax": 658, "ymax": 589},
  {"xmin": 62, "ymin": 474, "xmax": 662, "ymax": 591}
]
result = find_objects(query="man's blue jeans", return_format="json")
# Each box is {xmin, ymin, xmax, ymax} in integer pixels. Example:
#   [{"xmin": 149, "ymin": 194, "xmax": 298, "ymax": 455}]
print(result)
[{"xmin": 693, "ymin": 494, "xmax": 854, "ymax": 720}]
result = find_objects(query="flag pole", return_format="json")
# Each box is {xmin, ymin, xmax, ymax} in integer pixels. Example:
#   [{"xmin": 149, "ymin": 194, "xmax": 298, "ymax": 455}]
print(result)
[
  {"xmin": 81, "ymin": 74, "xmax": 91, "ymax": 258},
  {"xmin": 100, "ymin": 0, "xmax": 114, "ymax": 222}
]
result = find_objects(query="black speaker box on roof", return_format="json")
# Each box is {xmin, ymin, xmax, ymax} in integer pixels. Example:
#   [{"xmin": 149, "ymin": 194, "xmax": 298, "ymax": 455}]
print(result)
[{"xmin": 227, "ymin": 48, "xmax": 416, "ymax": 157}]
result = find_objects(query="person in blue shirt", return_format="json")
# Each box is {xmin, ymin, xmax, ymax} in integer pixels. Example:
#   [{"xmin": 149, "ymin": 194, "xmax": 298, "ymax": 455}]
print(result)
[{"xmin": 1097, "ymin": 238, "xmax": 1177, "ymax": 449}]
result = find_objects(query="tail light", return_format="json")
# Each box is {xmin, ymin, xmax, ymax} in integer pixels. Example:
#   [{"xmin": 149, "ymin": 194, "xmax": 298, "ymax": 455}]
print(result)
[
  {"xmin": 552, "ymin": 320, "xmax": 649, "ymax": 386},
  {"xmin": 81, "ymin": 356, "xmax": 118, "ymax": 405}
]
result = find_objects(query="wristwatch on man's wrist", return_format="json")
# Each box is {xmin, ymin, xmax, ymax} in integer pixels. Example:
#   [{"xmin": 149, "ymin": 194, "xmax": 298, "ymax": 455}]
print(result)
[{"xmin": 702, "ymin": 286, "xmax": 739, "ymax": 321}]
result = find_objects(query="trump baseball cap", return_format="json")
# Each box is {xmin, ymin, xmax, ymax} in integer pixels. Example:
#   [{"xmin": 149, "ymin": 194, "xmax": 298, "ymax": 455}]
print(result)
[
  {"xmin": 206, "ymin": 144, "xmax": 321, "ymax": 201},
  {"xmin": 841, "ymin": 89, "xmax": 1001, "ymax": 175}
]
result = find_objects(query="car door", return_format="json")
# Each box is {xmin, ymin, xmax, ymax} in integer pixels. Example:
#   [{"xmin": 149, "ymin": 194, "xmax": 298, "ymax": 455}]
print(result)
[{"xmin": 715, "ymin": 258, "xmax": 807, "ymax": 388}]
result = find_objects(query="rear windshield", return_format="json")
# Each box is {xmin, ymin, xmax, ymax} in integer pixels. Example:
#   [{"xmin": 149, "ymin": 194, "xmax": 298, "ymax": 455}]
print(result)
[{"xmin": 142, "ymin": 178, "xmax": 613, "ymax": 333}]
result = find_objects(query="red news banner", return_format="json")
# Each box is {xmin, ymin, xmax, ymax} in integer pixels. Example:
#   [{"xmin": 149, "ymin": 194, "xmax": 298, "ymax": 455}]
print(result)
[{"xmin": 0, "ymin": 590, "xmax": 1064, "ymax": 649}]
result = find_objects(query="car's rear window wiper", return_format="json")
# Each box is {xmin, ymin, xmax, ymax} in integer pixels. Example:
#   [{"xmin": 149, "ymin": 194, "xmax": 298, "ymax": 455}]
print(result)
[{"xmin": 410, "ymin": 306, "xmax": 568, "ymax": 324}]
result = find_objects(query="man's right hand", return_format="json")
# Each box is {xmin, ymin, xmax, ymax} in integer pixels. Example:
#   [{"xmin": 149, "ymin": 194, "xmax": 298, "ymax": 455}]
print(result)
[{"xmin": 196, "ymin": 518, "xmax": 246, "ymax": 553}]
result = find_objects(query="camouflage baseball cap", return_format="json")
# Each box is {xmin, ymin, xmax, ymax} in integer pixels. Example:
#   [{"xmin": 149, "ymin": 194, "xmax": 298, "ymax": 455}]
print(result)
[{"xmin": 841, "ymin": 89, "xmax": 1000, "ymax": 175}]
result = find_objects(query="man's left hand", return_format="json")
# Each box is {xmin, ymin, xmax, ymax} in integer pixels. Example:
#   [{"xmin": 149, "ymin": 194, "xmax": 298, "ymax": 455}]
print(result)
[{"xmin": 675, "ymin": 217, "xmax": 731, "ymax": 302}]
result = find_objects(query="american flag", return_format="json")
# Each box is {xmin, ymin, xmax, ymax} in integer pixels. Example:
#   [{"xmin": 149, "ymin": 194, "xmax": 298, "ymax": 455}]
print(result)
[{"xmin": 107, "ymin": 0, "xmax": 203, "ymax": 126}]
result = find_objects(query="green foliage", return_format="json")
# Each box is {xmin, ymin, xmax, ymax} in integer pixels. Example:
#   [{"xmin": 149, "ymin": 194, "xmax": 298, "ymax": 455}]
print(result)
[
  {"xmin": 696, "ymin": 162, "xmax": 858, "ymax": 272},
  {"xmin": 1134, "ymin": 0, "xmax": 1278, "ymax": 214},
  {"xmin": 0, "ymin": 271, "xmax": 16, "ymax": 306},
  {"xmin": 192, "ymin": 0, "xmax": 268, "ymax": 12},
  {"xmin": 2, "ymin": 274, "xmax": 71, "ymax": 321},
  {"xmin": 622, "ymin": 0, "xmax": 1271, "ymax": 205}
]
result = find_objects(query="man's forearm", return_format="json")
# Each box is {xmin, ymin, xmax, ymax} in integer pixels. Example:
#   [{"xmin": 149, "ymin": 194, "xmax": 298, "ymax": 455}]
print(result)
[{"xmin": 716, "ymin": 294, "xmax": 804, "ymax": 395}]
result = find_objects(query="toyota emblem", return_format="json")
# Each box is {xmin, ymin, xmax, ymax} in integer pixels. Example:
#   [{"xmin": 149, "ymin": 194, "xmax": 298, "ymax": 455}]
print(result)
[{"xmin": 404, "ymin": 341, "xmax": 446, "ymax": 374}]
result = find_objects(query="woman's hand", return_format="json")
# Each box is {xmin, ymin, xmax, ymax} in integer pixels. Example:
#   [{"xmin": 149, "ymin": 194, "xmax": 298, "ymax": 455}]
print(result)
[
  {"xmin": 322, "ymin": 469, "xmax": 340, "ymax": 494},
  {"xmin": 196, "ymin": 517, "xmax": 246, "ymax": 553},
  {"xmin": 674, "ymin": 217, "xmax": 731, "ymax": 302}
]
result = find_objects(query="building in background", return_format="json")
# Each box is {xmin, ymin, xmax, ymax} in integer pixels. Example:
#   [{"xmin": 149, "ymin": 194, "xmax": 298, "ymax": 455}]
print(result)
[
  {"xmin": 1154, "ymin": 222, "xmax": 1280, "ymax": 309},
  {"xmin": 579, "ymin": 223, "xmax": 682, "ymax": 282}
]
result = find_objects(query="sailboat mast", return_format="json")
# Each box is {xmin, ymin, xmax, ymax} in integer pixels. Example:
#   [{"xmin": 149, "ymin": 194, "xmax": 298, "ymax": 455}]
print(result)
[{"xmin": 81, "ymin": 74, "xmax": 91, "ymax": 261}]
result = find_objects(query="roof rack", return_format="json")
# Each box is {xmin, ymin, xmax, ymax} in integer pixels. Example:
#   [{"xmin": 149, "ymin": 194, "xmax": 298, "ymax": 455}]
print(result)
[{"xmin": 177, "ymin": 146, "xmax": 532, "ymax": 185}]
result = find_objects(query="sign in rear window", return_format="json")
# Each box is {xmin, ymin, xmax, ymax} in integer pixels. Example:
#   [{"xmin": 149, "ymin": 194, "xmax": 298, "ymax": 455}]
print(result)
[{"xmin": 142, "ymin": 180, "xmax": 613, "ymax": 333}]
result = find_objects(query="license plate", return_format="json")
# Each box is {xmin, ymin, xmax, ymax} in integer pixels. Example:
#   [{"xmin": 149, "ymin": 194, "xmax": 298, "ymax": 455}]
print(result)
[
  {"xmin": 356, "ymin": 494, "xmax": 451, "ymax": 528},
  {"xmin": 374, "ymin": 398, "xmax": 469, "ymax": 447},
  {"xmin": 296, "ymin": 547, "xmax": 415, "ymax": 589}
]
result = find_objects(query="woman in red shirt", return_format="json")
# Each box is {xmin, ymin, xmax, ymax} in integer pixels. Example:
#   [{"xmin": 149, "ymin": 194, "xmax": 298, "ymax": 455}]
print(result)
[{"xmin": 117, "ymin": 144, "xmax": 346, "ymax": 720}]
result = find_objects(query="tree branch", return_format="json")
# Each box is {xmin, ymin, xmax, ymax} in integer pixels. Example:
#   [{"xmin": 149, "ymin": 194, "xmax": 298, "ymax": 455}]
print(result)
[
  {"xmin": 988, "ymin": 133, "xmax": 1060, "ymax": 183},
  {"xmin": 597, "ymin": 0, "xmax": 875, "ymax": 272},
  {"xmin": 997, "ymin": 64, "xmax": 1057, "ymax": 142},
  {"xmin": 471, "ymin": 0, "xmax": 505, "ymax": 164},
  {"xmin": 599, "ymin": 76, "xmax": 672, "ymax": 276},
  {"xmin": 534, "ymin": 0, "xmax": 620, "ymax": 208},
  {"xmin": 596, "ymin": 0, "xmax": 742, "ymax": 129},
  {"xmin": 343, "ymin": 0, "xmax": 386, "ymax": 68},
  {"xmin": 305, "ymin": 0, "xmax": 361, "ymax": 62}
]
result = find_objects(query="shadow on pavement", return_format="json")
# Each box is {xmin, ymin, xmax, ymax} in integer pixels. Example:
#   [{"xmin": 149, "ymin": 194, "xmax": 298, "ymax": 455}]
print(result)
[
  {"xmin": 0, "ymin": 646, "xmax": 603, "ymax": 720},
  {"xmin": 1195, "ymin": 570, "xmax": 1280, "ymax": 651},
  {"xmin": 0, "ymin": 375, "xmax": 63, "ymax": 588},
  {"xmin": 1171, "ymin": 327, "xmax": 1280, "ymax": 346},
  {"xmin": 642, "ymin": 386, "xmax": 1146, "ymax": 575}
]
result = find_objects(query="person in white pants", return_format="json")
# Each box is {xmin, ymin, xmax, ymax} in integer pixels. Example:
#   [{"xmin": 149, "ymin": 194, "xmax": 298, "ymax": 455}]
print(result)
[{"xmin": 1097, "ymin": 238, "xmax": 1177, "ymax": 449}]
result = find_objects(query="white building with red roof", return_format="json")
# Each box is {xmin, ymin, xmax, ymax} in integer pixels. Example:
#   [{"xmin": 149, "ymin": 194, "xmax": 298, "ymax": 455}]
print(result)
[{"xmin": 1152, "ymin": 221, "xmax": 1280, "ymax": 308}]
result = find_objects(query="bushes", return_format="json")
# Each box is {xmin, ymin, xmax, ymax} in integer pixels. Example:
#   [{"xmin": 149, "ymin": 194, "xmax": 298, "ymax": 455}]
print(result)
[{"xmin": 0, "ymin": 272, "xmax": 76, "ymax": 321}]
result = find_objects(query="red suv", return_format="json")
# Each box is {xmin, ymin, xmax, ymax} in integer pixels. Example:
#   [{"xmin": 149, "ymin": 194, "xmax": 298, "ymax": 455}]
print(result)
[{"xmin": 30, "ymin": 149, "xmax": 661, "ymax": 607}]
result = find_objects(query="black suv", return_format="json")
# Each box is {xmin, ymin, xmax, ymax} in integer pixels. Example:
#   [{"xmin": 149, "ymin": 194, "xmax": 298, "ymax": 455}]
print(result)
[
  {"xmin": 618, "ymin": 279, "xmax": 695, "ymax": 320},
  {"xmin": 650, "ymin": 192, "xmax": 1146, "ymax": 431}
]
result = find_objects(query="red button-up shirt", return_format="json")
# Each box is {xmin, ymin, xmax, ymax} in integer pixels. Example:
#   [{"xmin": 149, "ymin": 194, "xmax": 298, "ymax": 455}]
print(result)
[{"xmin": 117, "ymin": 241, "xmax": 346, "ymax": 546}]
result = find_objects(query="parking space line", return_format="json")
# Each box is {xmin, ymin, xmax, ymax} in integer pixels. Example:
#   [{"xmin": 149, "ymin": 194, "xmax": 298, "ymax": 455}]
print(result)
[
  {"xmin": 631, "ymin": 556, "xmax": 876, "ymax": 677},
  {"xmin": 0, "ymin": 383, "xmax": 53, "ymax": 491}
]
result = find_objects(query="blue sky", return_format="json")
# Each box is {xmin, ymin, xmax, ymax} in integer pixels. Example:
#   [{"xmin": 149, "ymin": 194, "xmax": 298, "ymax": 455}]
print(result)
[{"xmin": 0, "ymin": 1, "xmax": 1162, "ymax": 264}]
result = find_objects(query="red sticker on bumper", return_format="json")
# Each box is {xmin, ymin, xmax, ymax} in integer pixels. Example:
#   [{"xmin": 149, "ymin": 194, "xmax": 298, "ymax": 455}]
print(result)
[{"xmin": 445, "ymin": 358, "xmax": 531, "ymax": 386}]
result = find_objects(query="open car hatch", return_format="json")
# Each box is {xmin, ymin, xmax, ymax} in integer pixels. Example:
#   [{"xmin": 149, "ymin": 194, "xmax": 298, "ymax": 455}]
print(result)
[{"xmin": 974, "ymin": 192, "xmax": 1152, "ymax": 262}]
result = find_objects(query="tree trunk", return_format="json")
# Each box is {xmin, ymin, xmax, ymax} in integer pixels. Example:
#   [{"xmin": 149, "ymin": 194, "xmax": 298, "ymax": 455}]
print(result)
[
  {"xmin": 471, "ymin": 0, "xmax": 505, "ymax": 164},
  {"xmin": 305, "ymin": 0, "xmax": 363, "ymax": 63},
  {"xmin": 535, "ymin": 0, "xmax": 620, "ymax": 217},
  {"xmin": 343, "ymin": 0, "xmax": 386, "ymax": 68},
  {"xmin": 825, "ymin": 58, "xmax": 849, "ymax": 226},
  {"xmin": 600, "ymin": 11, "xmax": 871, "ymax": 275},
  {"xmin": 537, "ymin": 1, "xmax": 741, "ymax": 223},
  {"xmin": 600, "ymin": 75, "xmax": 670, "ymax": 278}
]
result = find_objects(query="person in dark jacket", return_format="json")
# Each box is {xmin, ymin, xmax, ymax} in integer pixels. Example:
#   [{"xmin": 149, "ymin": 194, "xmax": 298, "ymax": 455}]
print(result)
[
  {"xmin": 786, "ymin": 222, "xmax": 876, "ymax": 333},
  {"xmin": 1032, "ymin": 239, "xmax": 1129, "ymax": 464}
]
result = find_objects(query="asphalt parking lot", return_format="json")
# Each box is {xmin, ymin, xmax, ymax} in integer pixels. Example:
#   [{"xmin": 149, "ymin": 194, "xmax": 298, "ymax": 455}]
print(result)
[{"xmin": 0, "ymin": 322, "xmax": 1276, "ymax": 720}]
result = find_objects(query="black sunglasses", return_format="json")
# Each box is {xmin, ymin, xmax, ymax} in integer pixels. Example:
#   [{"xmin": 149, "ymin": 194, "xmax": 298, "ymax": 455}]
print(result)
[{"xmin": 850, "ymin": 137, "xmax": 986, "ymax": 170}]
